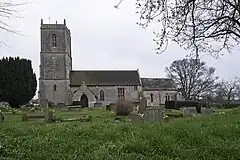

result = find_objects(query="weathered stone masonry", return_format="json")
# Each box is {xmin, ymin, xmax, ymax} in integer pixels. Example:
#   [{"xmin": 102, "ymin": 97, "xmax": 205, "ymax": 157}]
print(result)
[{"xmin": 39, "ymin": 19, "xmax": 72, "ymax": 105}]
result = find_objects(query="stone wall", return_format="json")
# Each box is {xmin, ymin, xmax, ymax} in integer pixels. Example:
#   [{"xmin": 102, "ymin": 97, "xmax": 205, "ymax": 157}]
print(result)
[
  {"xmin": 142, "ymin": 90, "xmax": 182, "ymax": 106},
  {"xmin": 39, "ymin": 80, "xmax": 70, "ymax": 105},
  {"xmin": 40, "ymin": 53, "xmax": 68, "ymax": 79},
  {"xmin": 71, "ymin": 85, "xmax": 140, "ymax": 107}
]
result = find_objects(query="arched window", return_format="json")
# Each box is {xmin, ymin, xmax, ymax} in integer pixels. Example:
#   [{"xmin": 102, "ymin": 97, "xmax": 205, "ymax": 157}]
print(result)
[
  {"xmin": 100, "ymin": 90, "xmax": 105, "ymax": 101},
  {"xmin": 150, "ymin": 93, "xmax": 153, "ymax": 102},
  {"xmin": 53, "ymin": 84, "xmax": 57, "ymax": 91},
  {"xmin": 52, "ymin": 34, "xmax": 57, "ymax": 47}
]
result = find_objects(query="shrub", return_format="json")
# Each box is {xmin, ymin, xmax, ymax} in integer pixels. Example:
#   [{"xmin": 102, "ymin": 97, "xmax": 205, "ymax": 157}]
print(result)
[
  {"xmin": 115, "ymin": 100, "xmax": 134, "ymax": 116},
  {"xmin": 223, "ymin": 104, "xmax": 240, "ymax": 109}
]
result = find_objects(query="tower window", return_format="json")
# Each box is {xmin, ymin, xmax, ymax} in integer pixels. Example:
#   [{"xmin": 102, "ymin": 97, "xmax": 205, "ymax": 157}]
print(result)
[
  {"xmin": 52, "ymin": 34, "xmax": 57, "ymax": 47},
  {"xmin": 54, "ymin": 84, "xmax": 57, "ymax": 91},
  {"xmin": 100, "ymin": 90, "xmax": 105, "ymax": 101},
  {"xmin": 150, "ymin": 93, "xmax": 153, "ymax": 102}
]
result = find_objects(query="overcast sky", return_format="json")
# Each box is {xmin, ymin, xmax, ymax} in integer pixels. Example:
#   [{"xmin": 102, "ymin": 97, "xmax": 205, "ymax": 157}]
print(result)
[{"xmin": 0, "ymin": 0, "xmax": 239, "ymax": 88}]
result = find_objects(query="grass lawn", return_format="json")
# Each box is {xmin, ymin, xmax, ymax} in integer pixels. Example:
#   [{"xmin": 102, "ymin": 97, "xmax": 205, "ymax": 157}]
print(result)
[{"xmin": 0, "ymin": 108, "xmax": 240, "ymax": 160}]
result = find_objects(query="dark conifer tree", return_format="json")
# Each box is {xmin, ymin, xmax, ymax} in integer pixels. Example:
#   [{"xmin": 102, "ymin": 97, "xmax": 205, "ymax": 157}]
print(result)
[{"xmin": 0, "ymin": 57, "xmax": 37, "ymax": 108}]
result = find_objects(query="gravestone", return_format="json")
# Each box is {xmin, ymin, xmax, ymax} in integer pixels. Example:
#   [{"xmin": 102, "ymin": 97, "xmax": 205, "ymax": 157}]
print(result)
[
  {"xmin": 201, "ymin": 107, "xmax": 214, "ymax": 115},
  {"xmin": 0, "ymin": 111, "xmax": 4, "ymax": 123},
  {"xmin": 182, "ymin": 107, "xmax": 197, "ymax": 117},
  {"xmin": 138, "ymin": 97, "xmax": 147, "ymax": 114},
  {"xmin": 41, "ymin": 99, "xmax": 50, "ymax": 122},
  {"xmin": 128, "ymin": 113, "xmax": 144, "ymax": 123},
  {"xmin": 109, "ymin": 103, "xmax": 116, "ymax": 112},
  {"xmin": 57, "ymin": 103, "xmax": 65, "ymax": 108},
  {"xmin": 143, "ymin": 107, "xmax": 164, "ymax": 123},
  {"xmin": 67, "ymin": 105, "xmax": 82, "ymax": 111},
  {"xmin": 94, "ymin": 103, "xmax": 102, "ymax": 107}
]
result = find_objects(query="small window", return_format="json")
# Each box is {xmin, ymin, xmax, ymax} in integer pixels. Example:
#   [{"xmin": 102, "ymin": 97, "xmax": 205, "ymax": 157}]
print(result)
[
  {"xmin": 150, "ymin": 93, "xmax": 153, "ymax": 102},
  {"xmin": 134, "ymin": 86, "xmax": 138, "ymax": 91},
  {"xmin": 52, "ymin": 34, "xmax": 57, "ymax": 47},
  {"xmin": 165, "ymin": 94, "xmax": 170, "ymax": 101},
  {"xmin": 100, "ymin": 90, "xmax": 105, "ymax": 101},
  {"xmin": 118, "ymin": 88, "xmax": 125, "ymax": 100},
  {"xmin": 53, "ymin": 84, "xmax": 57, "ymax": 91}
]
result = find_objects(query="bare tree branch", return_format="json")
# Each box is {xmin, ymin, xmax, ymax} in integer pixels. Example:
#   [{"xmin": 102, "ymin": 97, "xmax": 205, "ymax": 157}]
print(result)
[
  {"xmin": 0, "ymin": 1, "xmax": 31, "ymax": 47},
  {"xmin": 136, "ymin": 0, "xmax": 240, "ymax": 58},
  {"xmin": 0, "ymin": 1, "xmax": 23, "ymax": 34}
]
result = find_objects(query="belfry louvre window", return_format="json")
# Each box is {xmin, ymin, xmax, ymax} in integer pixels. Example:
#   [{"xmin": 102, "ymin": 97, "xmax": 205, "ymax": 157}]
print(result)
[
  {"xmin": 52, "ymin": 34, "xmax": 57, "ymax": 47},
  {"xmin": 118, "ymin": 88, "xmax": 125, "ymax": 99}
]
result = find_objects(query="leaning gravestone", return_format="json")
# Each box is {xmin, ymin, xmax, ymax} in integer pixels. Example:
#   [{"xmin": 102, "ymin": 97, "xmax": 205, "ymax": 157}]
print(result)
[
  {"xmin": 143, "ymin": 107, "xmax": 164, "ymax": 123},
  {"xmin": 182, "ymin": 107, "xmax": 197, "ymax": 117},
  {"xmin": 138, "ymin": 97, "xmax": 147, "ymax": 114},
  {"xmin": 0, "ymin": 111, "xmax": 4, "ymax": 123}
]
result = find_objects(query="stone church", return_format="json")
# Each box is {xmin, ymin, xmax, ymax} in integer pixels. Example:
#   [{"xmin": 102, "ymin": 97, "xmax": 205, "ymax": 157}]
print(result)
[{"xmin": 38, "ymin": 19, "xmax": 182, "ymax": 107}]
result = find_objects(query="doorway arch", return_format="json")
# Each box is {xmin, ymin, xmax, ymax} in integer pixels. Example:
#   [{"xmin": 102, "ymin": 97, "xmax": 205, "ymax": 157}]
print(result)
[{"xmin": 80, "ymin": 93, "xmax": 89, "ymax": 107}]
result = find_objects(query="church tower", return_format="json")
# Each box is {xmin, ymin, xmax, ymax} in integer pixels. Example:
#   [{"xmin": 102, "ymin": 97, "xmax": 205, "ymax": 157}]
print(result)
[{"xmin": 39, "ymin": 19, "xmax": 72, "ymax": 105}]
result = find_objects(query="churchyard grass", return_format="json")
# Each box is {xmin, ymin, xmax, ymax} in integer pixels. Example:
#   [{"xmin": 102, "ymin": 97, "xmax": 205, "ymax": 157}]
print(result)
[{"xmin": 0, "ymin": 108, "xmax": 240, "ymax": 160}]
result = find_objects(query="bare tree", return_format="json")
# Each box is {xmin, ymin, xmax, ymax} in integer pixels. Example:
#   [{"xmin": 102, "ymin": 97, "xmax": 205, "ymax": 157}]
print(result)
[
  {"xmin": 166, "ymin": 58, "xmax": 218, "ymax": 100},
  {"xmin": 135, "ymin": 0, "xmax": 240, "ymax": 57},
  {"xmin": 0, "ymin": 1, "xmax": 29, "ymax": 47},
  {"xmin": 215, "ymin": 77, "xmax": 240, "ymax": 103}
]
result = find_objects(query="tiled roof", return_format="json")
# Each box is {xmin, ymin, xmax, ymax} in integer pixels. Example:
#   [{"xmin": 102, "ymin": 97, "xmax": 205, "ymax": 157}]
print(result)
[
  {"xmin": 70, "ymin": 70, "xmax": 141, "ymax": 86},
  {"xmin": 141, "ymin": 78, "xmax": 176, "ymax": 90}
]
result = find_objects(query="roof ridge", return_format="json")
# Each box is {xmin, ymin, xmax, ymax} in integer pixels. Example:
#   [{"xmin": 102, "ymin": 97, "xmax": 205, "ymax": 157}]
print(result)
[
  {"xmin": 70, "ymin": 69, "xmax": 141, "ymax": 86},
  {"xmin": 71, "ymin": 70, "xmax": 138, "ymax": 72},
  {"xmin": 141, "ymin": 77, "xmax": 172, "ymax": 79}
]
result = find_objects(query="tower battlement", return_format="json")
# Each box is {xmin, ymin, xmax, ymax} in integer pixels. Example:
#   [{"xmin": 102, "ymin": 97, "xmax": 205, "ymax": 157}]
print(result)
[{"xmin": 40, "ymin": 19, "xmax": 70, "ymax": 34}]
